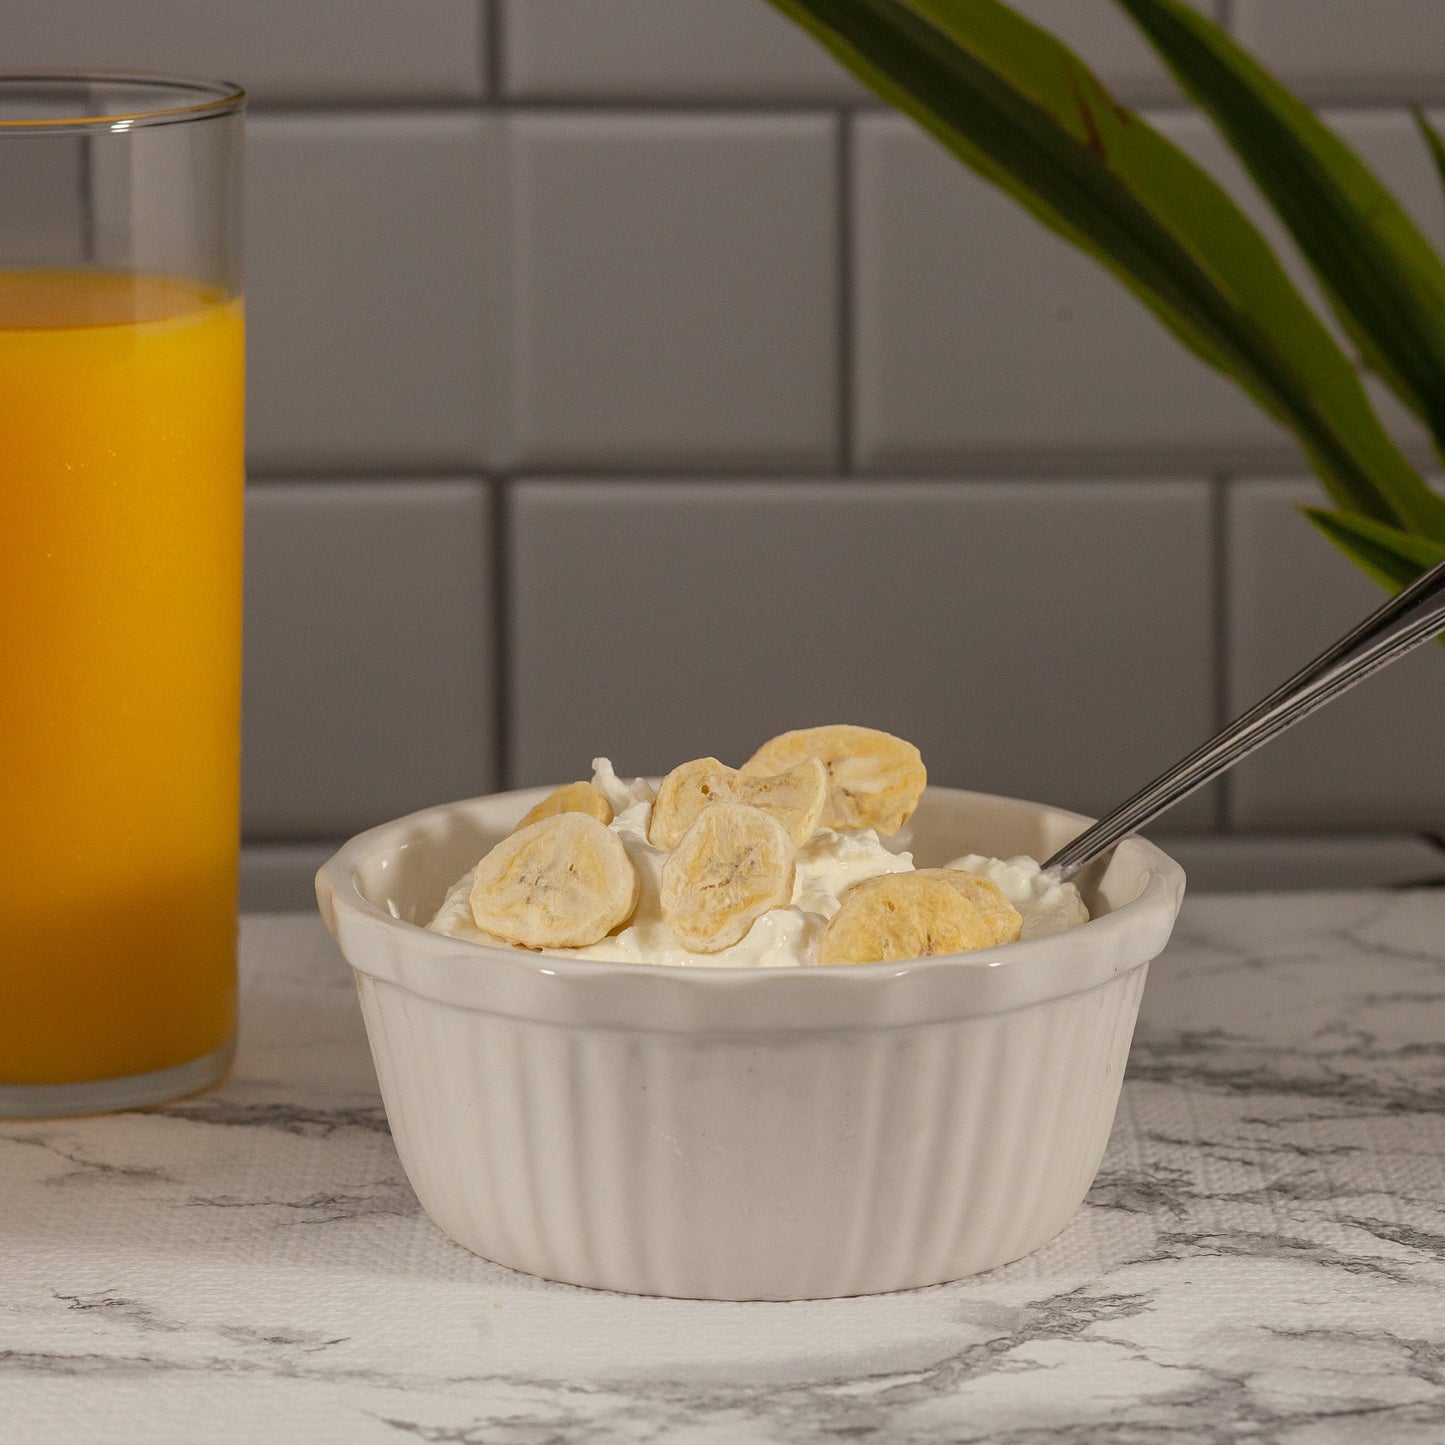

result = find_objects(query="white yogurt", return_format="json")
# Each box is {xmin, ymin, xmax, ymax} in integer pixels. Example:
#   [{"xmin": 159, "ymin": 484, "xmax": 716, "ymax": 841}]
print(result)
[
  {"xmin": 428, "ymin": 758, "xmax": 1088, "ymax": 966},
  {"xmin": 941, "ymin": 852, "xmax": 1091, "ymax": 941}
]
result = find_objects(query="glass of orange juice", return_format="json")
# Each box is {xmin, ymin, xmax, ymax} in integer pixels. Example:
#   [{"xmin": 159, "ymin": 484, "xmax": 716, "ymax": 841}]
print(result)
[{"xmin": 0, "ymin": 76, "xmax": 245, "ymax": 1115}]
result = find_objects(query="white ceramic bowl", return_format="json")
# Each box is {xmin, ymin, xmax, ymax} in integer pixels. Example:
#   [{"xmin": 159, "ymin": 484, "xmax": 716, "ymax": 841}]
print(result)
[{"xmin": 316, "ymin": 785, "xmax": 1185, "ymax": 1300}]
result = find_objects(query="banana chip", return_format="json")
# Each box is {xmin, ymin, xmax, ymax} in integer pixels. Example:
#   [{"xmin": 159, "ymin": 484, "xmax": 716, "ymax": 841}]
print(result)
[
  {"xmin": 817, "ymin": 872, "xmax": 991, "ymax": 966},
  {"xmin": 660, "ymin": 802, "xmax": 796, "ymax": 954},
  {"xmin": 470, "ymin": 812, "xmax": 639, "ymax": 949},
  {"xmin": 512, "ymin": 780, "xmax": 614, "ymax": 834},
  {"xmin": 743, "ymin": 724, "xmax": 925, "ymax": 836},
  {"xmin": 648, "ymin": 755, "xmax": 827, "ymax": 850},
  {"xmin": 915, "ymin": 869, "xmax": 1022, "ymax": 945}
]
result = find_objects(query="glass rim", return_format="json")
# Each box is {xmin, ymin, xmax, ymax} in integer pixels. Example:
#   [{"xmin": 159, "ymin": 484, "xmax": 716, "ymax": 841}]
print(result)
[{"xmin": 0, "ymin": 72, "xmax": 245, "ymax": 133}]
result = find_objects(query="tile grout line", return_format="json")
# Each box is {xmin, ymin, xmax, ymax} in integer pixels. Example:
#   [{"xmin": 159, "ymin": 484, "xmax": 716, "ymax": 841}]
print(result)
[
  {"xmin": 837, "ymin": 109, "xmax": 855, "ymax": 475},
  {"xmin": 248, "ymin": 96, "xmax": 1442, "ymax": 114},
  {"xmin": 490, "ymin": 478, "xmax": 513, "ymax": 789},
  {"xmin": 250, "ymin": 92, "xmax": 1431, "ymax": 117},
  {"xmin": 483, "ymin": 0, "xmax": 503, "ymax": 104},
  {"xmin": 241, "ymin": 457, "xmax": 1357, "ymax": 484},
  {"xmin": 247, "ymin": 98, "xmax": 873, "ymax": 117}
]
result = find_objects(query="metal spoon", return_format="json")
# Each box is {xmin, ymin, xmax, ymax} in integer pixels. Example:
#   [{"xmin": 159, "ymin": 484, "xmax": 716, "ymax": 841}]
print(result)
[{"xmin": 1044, "ymin": 555, "xmax": 1445, "ymax": 881}]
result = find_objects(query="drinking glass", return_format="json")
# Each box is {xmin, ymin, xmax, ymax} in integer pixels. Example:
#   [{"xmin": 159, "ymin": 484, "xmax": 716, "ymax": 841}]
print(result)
[{"xmin": 0, "ymin": 75, "xmax": 245, "ymax": 1115}]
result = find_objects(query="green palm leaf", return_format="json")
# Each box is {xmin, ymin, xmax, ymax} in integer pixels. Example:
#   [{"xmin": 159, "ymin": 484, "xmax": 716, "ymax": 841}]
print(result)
[
  {"xmin": 1116, "ymin": 0, "xmax": 1445, "ymax": 541},
  {"xmin": 766, "ymin": 0, "xmax": 1441, "ymax": 537},
  {"xmin": 1304, "ymin": 507, "xmax": 1445, "ymax": 595},
  {"xmin": 1413, "ymin": 106, "xmax": 1445, "ymax": 207}
]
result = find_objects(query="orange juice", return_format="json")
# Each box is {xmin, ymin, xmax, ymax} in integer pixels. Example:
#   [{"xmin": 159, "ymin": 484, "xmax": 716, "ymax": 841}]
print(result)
[{"xmin": 0, "ymin": 270, "xmax": 244, "ymax": 1088}]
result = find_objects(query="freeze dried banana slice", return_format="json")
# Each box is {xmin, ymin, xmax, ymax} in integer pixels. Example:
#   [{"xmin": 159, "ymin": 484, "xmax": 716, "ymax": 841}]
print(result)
[
  {"xmin": 816, "ymin": 872, "xmax": 992, "ymax": 966},
  {"xmin": 915, "ymin": 869, "xmax": 1022, "ymax": 946},
  {"xmin": 743, "ymin": 724, "xmax": 926, "ymax": 836},
  {"xmin": 648, "ymin": 755, "xmax": 827, "ymax": 850},
  {"xmin": 512, "ymin": 780, "xmax": 614, "ymax": 834},
  {"xmin": 660, "ymin": 802, "xmax": 797, "ymax": 954},
  {"xmin": 469, "ymin": 813, "xmax": 639, "ymax": 949}
]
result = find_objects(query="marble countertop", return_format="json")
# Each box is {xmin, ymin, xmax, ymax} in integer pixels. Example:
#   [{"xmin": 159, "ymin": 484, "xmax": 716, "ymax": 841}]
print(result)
[{"xmin": 3, "ymin": 894, "xmax": 1444, "ymax": 1444}]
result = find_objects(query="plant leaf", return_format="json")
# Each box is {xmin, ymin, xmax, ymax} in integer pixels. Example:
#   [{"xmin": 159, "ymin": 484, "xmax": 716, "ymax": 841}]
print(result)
[
  {"xmin": 1412, "ymin": 106, "xmax": 1445, "ymax": 207},
  {"xmin": 1304, "ymin": 507, "xmax": 1445, "ymax": 598},
  {"xmin": 766, "ymin": 0, "xmax": 1441, "ymax": 537},
  {"xmin": 1116, "ymin": 0, "xmax": 1445, "ymax": 539}
]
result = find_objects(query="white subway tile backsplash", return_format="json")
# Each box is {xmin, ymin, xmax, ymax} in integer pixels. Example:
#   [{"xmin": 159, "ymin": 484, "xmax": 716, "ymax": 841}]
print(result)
[
  {"xmin": 4, "ymin": 1, "xmax": 1438, "ymax": 877},
  {"xmin": 852, "ymin": 112, "xmax": 1287, "ymax": 471},
  {"xmin": 1154, "ymin": 835, "xmax": 1445, "ymax": 893},
  {"xmin": 0, "ymin": 1, "xmax": 486, "ymax": 104},
  {"xmin": 508, "ymin": 113, "xmax": 839, "ymax": 470},
  {"xmin": 242, "ymin": 481, "xmax": 496, "ymax": 839},
  {"xmin": 501, "ymin": 0, "xmax": 862, "ymax": 101},
  {"xmin": 508, "ymin": 479, "xmax": 1218, "ymax": 828},
  {"xmin": 240, "ymin": 843, "xmax": 342, "ymax": 913},
  {"xmin": 1160, "ymin": 107, "xmax": 1443, "ymax": 464},
  {"xmin": 0, "ymin": 135, "xmax": 87, "ymax": 269},
  {"xmin": 1226, "ymin": 479, "xmax": 1445, "ymax": 831},
  {"xmin": 1007, "ymin": 0, "xmax": 1219, "ymax": 103},
  {"xmin": 1234, "ymin": 1, "xmax": 1445, "ymax": 103},
  {"xmin": 246, "ymin": 114, "xmax": 502, "ymax": 472},
  {"xmin": 500, "ymin": 0, "xmax": 1214, "ymax": 105}
]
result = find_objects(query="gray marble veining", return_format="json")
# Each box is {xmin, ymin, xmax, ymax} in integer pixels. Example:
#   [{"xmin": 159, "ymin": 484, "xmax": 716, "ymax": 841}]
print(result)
[{"xmin": 2, "ymin": 896, "xmax": 1443, "ymax": 1443}]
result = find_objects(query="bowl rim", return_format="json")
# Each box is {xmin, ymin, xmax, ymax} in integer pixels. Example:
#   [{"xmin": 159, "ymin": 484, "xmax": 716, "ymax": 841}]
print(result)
[{"xmin": 316, "ymin": 782, "xmax": 1187, "ymax": 995}]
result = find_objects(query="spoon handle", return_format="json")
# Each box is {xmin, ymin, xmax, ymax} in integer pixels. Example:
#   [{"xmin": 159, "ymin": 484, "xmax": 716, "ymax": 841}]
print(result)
[{"xmin": 1044, "ymin": 556, "xmax": 1445, "ymax": 881}]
